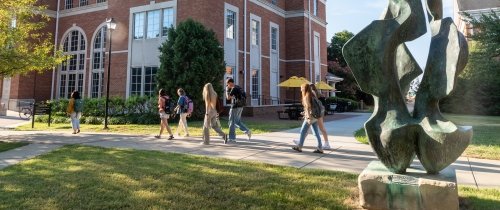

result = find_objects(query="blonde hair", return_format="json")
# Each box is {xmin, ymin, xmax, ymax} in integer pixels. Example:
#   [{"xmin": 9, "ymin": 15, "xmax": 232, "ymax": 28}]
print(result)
[
  {"xmin": 203, "ymin": 83, "xmax": 218, "ymax": 109},
  {"xmin": 301, "ymin": 83, "xmax": 313, "ymax": 111}
]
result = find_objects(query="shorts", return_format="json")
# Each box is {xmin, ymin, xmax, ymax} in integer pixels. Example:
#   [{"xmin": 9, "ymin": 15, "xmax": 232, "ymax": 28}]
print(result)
[{"xmin": 160, "ymin": 111, "xmax": 170, "ymax": 119}]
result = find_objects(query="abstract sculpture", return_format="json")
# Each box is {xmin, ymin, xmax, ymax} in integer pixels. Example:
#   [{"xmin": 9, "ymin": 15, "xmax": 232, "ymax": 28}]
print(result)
[{"xmin": 343, "ymin": 0, "xmax": 471, "ymax": 174}]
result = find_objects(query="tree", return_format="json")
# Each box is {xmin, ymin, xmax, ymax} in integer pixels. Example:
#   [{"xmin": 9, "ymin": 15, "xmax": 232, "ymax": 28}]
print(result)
[
  {"xmin": 441, "ymin": 12, "xmax": 500, "ymax": 115},
  {"xmin": 0, "ymin": 0, "xmax": 65, "ymax": 76},
  {"xmin": 327, "ymin": 30, "xmax": 354, "ymax": 67},
  {"xmin": 157, "ymin": 19, "xmax": 225, "ymax": 117}
]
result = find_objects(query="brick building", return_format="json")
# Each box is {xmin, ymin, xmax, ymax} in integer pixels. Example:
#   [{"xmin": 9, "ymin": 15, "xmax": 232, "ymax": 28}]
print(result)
[
  {"xmin": 453, "ymin": 0, "xmax": 500, "ymax": 38},
  {"xmin": 1, "ymin": 0, "xmax": 328, "ymax": 109}
]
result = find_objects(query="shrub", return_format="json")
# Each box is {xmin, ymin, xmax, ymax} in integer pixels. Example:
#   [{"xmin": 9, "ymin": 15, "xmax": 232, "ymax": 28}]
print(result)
[
  {"xmin": 34, "ymin": 115, "xmax": 50, "ymax": 123},
  {"xmin": 86, "ymin": 116, "xmax": 103, "ymax": 125},
  {"xmin": 53, "ymin": 116, "xmax": 70, "ymax": 124},
  {"xmin": 108, "ymin": 116, "xmax": 128, "ymax": 125}
]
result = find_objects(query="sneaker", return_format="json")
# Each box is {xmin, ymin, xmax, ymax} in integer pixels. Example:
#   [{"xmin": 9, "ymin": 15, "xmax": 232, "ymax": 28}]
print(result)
[
  {"xmin": 292, "ymin": 146, "xmax": 302, "ymax": 152},
  {"xmin": 246, "ymin": 130, "xmax": 252, "ymax": 140},
  {"xmin": 77, "ymin": 129, "xmax": 80, "ymax": 134},
  {"xmin": 313, "ymin": 149, "xmax": 324, "ymax": 154},
  {"xmin": 154, "ymin": 135, "xmax": 161, "ymax": 139},
  {"xmin": 168, "ymin": 135, "xmax": 174, "ymax": 140},
  {"xmin": 323, "ymin": 142, "xmax": 331, "ymax": 150},
  {"xmin": 223, "ymin": 134, "xmax": 228, "ymax": 144},
  {"xmin": 292, "ymin": 139, "xmax": 299, "ymax": 146}
]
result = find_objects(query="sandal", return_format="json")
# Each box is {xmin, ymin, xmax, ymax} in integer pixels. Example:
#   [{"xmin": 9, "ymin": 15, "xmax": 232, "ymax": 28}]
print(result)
[
  {"xmin": 154, "ymin": 135, "xmax": 161, "ymax": 139},
  {"xmin": 292, "ymin": 146, "xmax": 302, "ymax": 152},
  {"xmin": 168, "ymin": 135, "xmax": 174, "ymax": 140}
]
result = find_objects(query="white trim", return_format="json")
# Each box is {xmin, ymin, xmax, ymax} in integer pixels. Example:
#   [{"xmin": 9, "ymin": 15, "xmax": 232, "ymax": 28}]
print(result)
[
  {"xmin": 261, "ymin": 55, "xmax": 270, "ymax": 59},
  {"xmin": 88, "ymin": 22, "xmax": 108, "ymax": 98},
  {"xmin": 224, "ymin": 2, "xmax": 240, "ymax": 85},
  {"xmin": 313, "ymin": 31, "xmax": 321, "ymax": 82},
  {"xmin": 58, "ymin": 26, "xmax": 88, "ymax": 98},
  {"xmin": 111, "ymin": 50, "xmax": 128, "ymax": 54},
  {"xmin": 127, "ymin": 0, "xmax": 178, "ymax": 98},
  {"xmin": 59, "ymin": 2, "xmax": 108, "ymax": 17},
  {"xmin": 269, "ymin": 21, "xmax": 280, "ymax": 103},
  {"xmin": 249, "ymin": 0, "xmax": 285, "ymax": 17},
  {"xmin": 248, "ymin": 0, "xmax": 327, "ymax": 28},
  {"xmin": 249, "ymin": 13, "xmax": 262, "ymax": 105}
]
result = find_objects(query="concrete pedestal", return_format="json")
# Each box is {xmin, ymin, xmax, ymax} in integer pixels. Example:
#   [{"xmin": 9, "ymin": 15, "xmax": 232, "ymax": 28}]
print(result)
[
  {"xmin": 359, "ymin": 161, "xmax": 458, "ymax": 210},
  {"xmin": 0, "ymin": 103, "xmax": 6, "ymax": 116}
]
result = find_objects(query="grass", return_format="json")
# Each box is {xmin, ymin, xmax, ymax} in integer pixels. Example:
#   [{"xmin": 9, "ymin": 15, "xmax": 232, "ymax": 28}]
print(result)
[
  {"xmin": 353, "ymin": 114, "xmax": 500, "ymax": 160},
  {"xmin": 459, "ymin": 186, "xmax": 500, "ymax": 210},
  {"xmin": 0, "ymin": 145, "xmax": 359, "ymax": 209},
  {"xmin": 0, "ymin": 142, "xmax": 29, "ymax": 153},
  {"xmin": 16, "ymin": 118, "xmax": 302, "ymax": 137}
]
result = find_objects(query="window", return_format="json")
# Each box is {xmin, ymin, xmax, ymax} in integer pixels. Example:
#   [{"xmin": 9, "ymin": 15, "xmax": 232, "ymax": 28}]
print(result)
[
  {"xmin": 130, "ymin": 68, "xmax": 142, "ymax": 96},
  {"xmin": 251, "ymin": 20, "xmax": 259, "ymax": 46},
  {"xmin": 271, "ymin": 27, "xmax": 278, "ymax": 50},
  {"xmin": 251, "ymin": 69, "xmax": 260, "ymax": 99},
  {"xmin": 91, "ymin": 26, "xmax": 107, "ymax": 98},
  {"xmin": 271, "ymin": 0, "xmax": 277, "ymax": 5},
  {"xmin": 65, "ymin": 0, "xmax": 73, "ymax": 9},
  {"xmin": 59, "ymin": 30, "xmax": 86, "ymax": 98},
  {"xmin": 147, "ymin": 10, "xmax": 160, "ymax": 39},
  {"xmin": 79, "ymin": 0, "xmax": 88, "ymax": 6},
  {"xmin": 226, "ymin": 10, "xmax": 236, "ymax": 39},
  {"xmin": 313, "ymin": 0, "xmax": 318, "ymax": 16},
  {"xmin": 162, "ymin": 8, "xmax": 174, "ymax": 36},
  {"xmin": 144, "ymin": 67, "xmax": 158, "ymax": 96},
  {"xmin": 97, "ymin": 0, "xmax": 106, "ymax": 3},
  {"xmin": 134, "ymin": 12, "xmax": 145, "ymax": 39}
]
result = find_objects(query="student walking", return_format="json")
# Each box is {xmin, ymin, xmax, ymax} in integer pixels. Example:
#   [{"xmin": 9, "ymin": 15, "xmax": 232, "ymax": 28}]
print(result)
[
  {"xmin": 292, "ymin": 83, "xmax": 324, "ymax": 153},
  {"xmin": 226, "ymin": 78, "xmax": 251, "ymax": 142},
  {"xmin": 155, "ymin": 89, "xmax": 174, "ymax": 140},
  {"xmin": 310, "ymin": 84, "xmax": 332, "ymax": 150},
  {"xmin": 202, "ymin": 83, "xmax": 228, "ymax": 145},
  {"xmin": 175, "ymin": 88, "xmax": 190, "ymax": 137},
  {"xmin": 66, "ymin": 90, "xmax": 83, "ymax": 134}
]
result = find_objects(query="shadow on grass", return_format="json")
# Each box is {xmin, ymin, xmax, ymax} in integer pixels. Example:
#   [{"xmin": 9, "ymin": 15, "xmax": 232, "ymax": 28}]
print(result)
[{"xmin": 0, "ymin": 145, "xmax": 359, "ymax": 209}]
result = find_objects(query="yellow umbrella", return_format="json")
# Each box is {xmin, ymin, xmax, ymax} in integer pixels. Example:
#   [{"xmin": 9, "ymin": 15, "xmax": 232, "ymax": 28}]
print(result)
[
  {"xmin": 278, "ymin": 76, "xmax": 309, "ymax": 87},
  {"xmin": 315, "ymin": 81, "xmax": 334, "ymax": 90}
]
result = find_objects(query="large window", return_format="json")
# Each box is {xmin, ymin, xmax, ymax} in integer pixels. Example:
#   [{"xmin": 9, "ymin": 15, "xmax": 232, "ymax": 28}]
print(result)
[
  {"xmin": 251, "ymin": 20, "xmax": 259, "ymax": 46},
  {"xmin": 147, "ymin": 10, "xmax": 160, "ymax": 39},
  {"xmin": 226, "ymin": 10, "xmax": 236, "ymax": 39},
  {"xmin": 59, "ymin": 30, "xmax": 86, "ymax": 98},
  {"xmin": 162, "ymin": 8, "xmax": 174, "ymax": 36},
  {"xmin": 97, "ymin": 0, "xmax": 106, "ymax": 3},
  {"xmin": 134, "ymin": 8, "xmax": 175, "ymax": 40},
  {"xmin": 79, "ymin": 0, "xmax": 88, "ymax": 7},
  {"xmin": 65, "ymin": 0, "xmax": 73, "ymax": 9},
  {"xmin": 91, "ymin": 26, "xmax": 107, "ymax": 98},
  {"xmin": 130, "ymin": 67, "xmax": 158, "ymax": 96},
  {"xmin": 251, "ymin": 69, "xmax": 260, "ymax": 99},
  {"xmin": 134, "ymin": 12, "xmax": 145, "ymax": 39},
  {"xmin": 313, "ymin": 0, "xmax": 318, "ymax": 16}
]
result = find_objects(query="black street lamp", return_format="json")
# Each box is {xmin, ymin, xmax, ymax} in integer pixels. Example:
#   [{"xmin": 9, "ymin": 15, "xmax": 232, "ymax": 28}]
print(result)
[{"xmin": 104, "ymin": 18, "xmax": 116, "ymax": 129}]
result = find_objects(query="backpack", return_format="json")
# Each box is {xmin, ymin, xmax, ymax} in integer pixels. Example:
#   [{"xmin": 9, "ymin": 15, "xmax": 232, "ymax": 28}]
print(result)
[
  {"xmin": 215, "ymin": 98, "xmax": 224, "ymax": 114},
  {"xmin": 74, "ymin": 99, "xmax": 83, "ymax": 112},
  {"xmin": 311, "ymin": 97, "xmax": 325, "ymax": 119},
  {"xmin": 162, "ymin": 96, "xmax": 173, "ymax": 114},
  {"xmin": 183, "ymin": 96, "xmax": 194, "ymax": 115},
  {"xmin": 234, "ymin": 86, "xmax": 247, "ymax": 107}
]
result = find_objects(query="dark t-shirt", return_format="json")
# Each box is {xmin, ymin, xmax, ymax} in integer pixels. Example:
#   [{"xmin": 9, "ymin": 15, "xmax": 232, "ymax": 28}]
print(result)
[{"xmin": 228, "ymin": 85, "xmax": 243, "ymax": 108}]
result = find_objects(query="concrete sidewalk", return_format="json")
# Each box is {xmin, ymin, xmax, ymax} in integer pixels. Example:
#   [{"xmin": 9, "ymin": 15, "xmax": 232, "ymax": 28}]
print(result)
[
  {"xmin": 0, "ymin": 110, "xmax": 31, "ymax": 129},
  {"xmin": 0, "ymin": 112, "xmax": 499, "ymax": 189}
]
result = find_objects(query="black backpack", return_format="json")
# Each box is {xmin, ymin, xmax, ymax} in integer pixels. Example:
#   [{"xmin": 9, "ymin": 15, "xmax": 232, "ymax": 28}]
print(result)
[
  {"xmin": 162, "ymin": 96, "xmax": 173, "ymax": 114},
  {"xmin": 235, "ymin": 86, "xmax": 247, "ymax": 107}
]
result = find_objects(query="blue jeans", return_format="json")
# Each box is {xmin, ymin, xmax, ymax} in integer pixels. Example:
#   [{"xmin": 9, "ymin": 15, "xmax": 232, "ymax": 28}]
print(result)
[
  {"xmin": 298, "ymin": 120, "xmax": 323, "ymax": 149},
  {"xmin": 228, "ymin": 107, "xmax": 249, "ymax": 139}
]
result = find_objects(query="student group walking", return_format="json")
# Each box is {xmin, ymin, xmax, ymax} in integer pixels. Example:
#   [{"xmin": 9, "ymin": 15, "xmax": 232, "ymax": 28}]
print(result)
[{"xmin": 65, "ymin": 78, "xmax": 332, "ymax": 152}]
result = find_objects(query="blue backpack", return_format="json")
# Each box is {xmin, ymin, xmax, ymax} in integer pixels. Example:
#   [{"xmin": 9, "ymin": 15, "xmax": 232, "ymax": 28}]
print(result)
[{"xmin": 74, "ymin": 99, "xmax": 84, "ymax": 112}]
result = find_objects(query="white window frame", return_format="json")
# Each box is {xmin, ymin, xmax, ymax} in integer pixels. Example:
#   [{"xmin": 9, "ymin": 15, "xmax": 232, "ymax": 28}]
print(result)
[
  {"xmin": 146, "ymin": 10, "xmax": 161, "ymax": 39},
  {"xmin": 57, "ymin": 27, "xmax": 87, "ymax": 99},
  {"xmin": 249, "ymin": 14, "xmax": 262, "ymax": 104},
  {"xmin": 89, "ymin": 23, "xmax": 108, "ymax": 98},
  {"xmin": 269, "ymin": 22, "xmax": 280, "ymax": 102}
]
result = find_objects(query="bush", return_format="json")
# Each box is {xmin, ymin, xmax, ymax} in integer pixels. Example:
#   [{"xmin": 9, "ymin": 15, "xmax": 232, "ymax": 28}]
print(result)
[
  {"xmin": 34, "ymin": 115, "xmax": 51, "ymax": 123},
  {"xmin": 85, "ymin": 116, "xmax": 103, "ymax": 125},
  {"xmin": 108, "ymin": 116, "xmax": 128, "ymax": 125},
  {"xmin": 53, "ymin": 116, "xmax": 70, "ymax": 124}
]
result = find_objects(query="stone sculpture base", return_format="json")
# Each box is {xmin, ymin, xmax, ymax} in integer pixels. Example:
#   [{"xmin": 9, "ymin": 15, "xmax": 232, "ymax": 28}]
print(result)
[
  {"xmin": 0, "ymin": 103, "xmax": 6, "ymax": 116},
  {"xmin": 358, "ymin": 161, "xmax": 458, "ymax": 210}
]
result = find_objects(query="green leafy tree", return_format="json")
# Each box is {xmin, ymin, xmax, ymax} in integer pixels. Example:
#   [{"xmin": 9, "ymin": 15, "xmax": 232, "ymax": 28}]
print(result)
[
  {"xmin": 0, "ymin": 0, "xmax": 65, "ymax": 76},
  {"xmin": 327, "ymin": 30, "xmax": 373, "ymax": 105},
  {"xmin": 327, "ymin": 30, "xmax": 354, "ymax": 67},
  {"xmin": 441, "ymin": 12, "xmax": 500, "ymax": 115},
  {"xmin": 157, "ymin": 19, "xmax": 225, "ymax": 117}
]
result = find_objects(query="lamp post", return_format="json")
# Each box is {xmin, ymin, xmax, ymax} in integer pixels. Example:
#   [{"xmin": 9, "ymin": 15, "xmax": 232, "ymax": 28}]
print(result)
[{"xmin": 104, "ymin": 18, "xmax": 116, "ymax": 129}]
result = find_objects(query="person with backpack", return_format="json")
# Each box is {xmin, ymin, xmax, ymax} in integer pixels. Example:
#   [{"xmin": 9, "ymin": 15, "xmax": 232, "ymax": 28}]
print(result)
[
  {"xmin": 202, "ymin": 83, "xmax": 228, "ymax": 145},
  {"xmin": 292, "ymin": 83, "xmax": 324, "ymax": 153},
  {"xmin": 155, "ymin": 89, "xmax": 174, "ymax": 140},
  {"xmin": 310, "ymin": 84, "xmax": 332, "ymax": 150},
  {"xmin": 225, "ymin": 78, "xmax": 251, "ymax": 142},
  {"xmin": 66, "ymin": 90, "xmax": 83, "ymax": 134},
  {"xmin": 175, "ymin": 88, "xmax": 190, "ymax": 137}
]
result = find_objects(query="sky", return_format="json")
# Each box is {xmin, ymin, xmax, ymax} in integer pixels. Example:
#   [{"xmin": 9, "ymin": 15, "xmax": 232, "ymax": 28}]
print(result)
[{"xmin": 326, "ymin": 0, "xmax": 455, "ymax": 68}]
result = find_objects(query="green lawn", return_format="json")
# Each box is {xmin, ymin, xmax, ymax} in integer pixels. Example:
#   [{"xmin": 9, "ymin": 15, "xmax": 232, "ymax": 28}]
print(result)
[
  {"xmin": 459, "ymin": 186, "xmax": 500, "ymax": 210},
  {"xmin": 16, "ymin": 118, "xmax": 302, "ymax": 137},
  {"xmin": 0, "ymin": 142, "xmax": 29, "ymax": 153},
  {"xmin": 0, "ymin": 145, "xmax": 359, "ymax": 209},
  {"xmin": 353, "ymin": 114, "xmax": 500, "ymax": 160}
]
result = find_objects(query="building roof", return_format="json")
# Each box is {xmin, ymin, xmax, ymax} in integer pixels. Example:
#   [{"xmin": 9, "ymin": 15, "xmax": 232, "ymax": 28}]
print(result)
[{"xmin": 457, "ymin": 0, "xmax": 500, "ymax": 11}]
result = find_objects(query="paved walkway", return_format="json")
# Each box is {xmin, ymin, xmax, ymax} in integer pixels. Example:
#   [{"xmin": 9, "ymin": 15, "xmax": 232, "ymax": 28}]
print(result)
[
  {"xmin": 0, "ymin": 112, "xmax": 499, "ymax": 189},
  {"xmin": 0, "ymin": 110, "xmax": 31, "ymax": 129}
]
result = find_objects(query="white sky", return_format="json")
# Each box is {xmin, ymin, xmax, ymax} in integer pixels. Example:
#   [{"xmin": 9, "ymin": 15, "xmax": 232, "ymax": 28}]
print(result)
[{"xmin": 326, "ymin": 0, "xmax": 455, "ymax": 68}]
